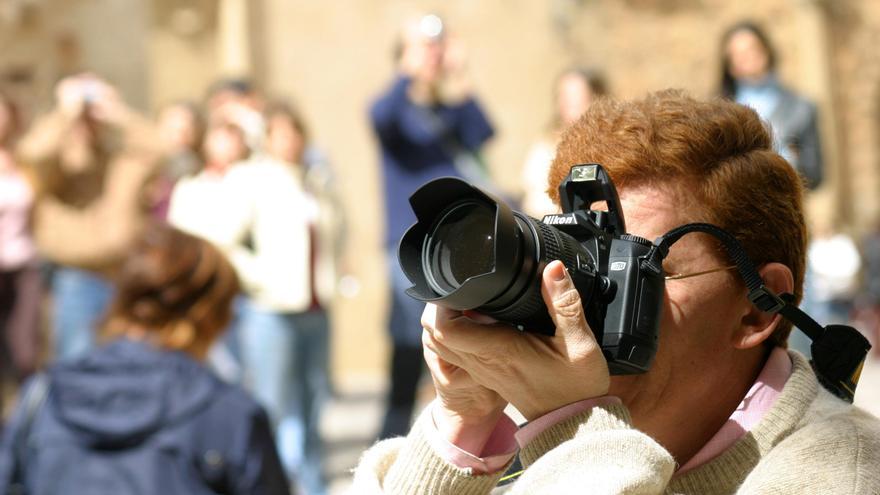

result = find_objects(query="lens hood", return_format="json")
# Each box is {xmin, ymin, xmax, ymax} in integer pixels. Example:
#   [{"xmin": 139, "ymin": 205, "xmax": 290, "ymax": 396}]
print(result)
[{"xmin": 398, "ymin": 177, "xmax": 521, "ymax": 310}]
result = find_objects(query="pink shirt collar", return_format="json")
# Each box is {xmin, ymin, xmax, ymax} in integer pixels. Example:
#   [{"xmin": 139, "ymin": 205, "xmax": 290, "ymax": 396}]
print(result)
[{"xmin": 676, "ymin": 346, "xmax": 792, "ymax": 474}]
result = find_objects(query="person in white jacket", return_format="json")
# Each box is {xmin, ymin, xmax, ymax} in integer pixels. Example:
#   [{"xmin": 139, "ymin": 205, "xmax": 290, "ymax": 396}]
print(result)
[
  {"xmin": 168, "ymin": 117, "xmax": 250, "ymax": 383},
  {"xmin": 227, "ymin": 101, "xmax": 340, "ymax": 495}
]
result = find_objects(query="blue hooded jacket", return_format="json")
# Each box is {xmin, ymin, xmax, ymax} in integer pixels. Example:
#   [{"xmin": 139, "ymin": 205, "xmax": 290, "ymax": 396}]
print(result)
[{"xmin": 0, "ymin": 339, "xmax": 290, "ymax": 495}]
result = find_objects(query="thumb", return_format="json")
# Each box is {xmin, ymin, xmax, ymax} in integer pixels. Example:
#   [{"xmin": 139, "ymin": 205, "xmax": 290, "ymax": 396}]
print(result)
[{"xmin": 541, "ymin": 260, "xmax": 591, "ymax": 344}]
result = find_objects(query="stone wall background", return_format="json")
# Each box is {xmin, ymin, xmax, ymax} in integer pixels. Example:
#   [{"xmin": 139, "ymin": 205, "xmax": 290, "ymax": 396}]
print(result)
[{"xmin": 2, "ymin": 0, "xmax": 877, "ymax": 380}]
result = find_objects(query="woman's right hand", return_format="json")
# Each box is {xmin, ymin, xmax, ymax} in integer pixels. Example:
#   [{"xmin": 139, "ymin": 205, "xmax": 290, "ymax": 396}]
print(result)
[{"xmin": 422, "ymin": 304, "xmax": 508, "ymax": 454}]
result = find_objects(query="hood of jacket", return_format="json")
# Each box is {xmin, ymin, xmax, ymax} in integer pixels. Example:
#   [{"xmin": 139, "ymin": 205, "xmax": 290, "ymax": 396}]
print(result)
[{"xmin": 47, "ymin": 338, "xmax": 220, "ymax": 449}]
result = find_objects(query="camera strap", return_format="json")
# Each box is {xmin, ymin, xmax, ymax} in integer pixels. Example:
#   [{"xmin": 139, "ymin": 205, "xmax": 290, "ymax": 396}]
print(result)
[{"xmin": 643, "ymin": 222, "xmax": 871, "ymax": 403}]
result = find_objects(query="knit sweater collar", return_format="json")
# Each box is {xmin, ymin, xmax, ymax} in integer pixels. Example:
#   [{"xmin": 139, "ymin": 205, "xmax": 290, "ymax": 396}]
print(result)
[{"xmin": 667, "ymin": 351, "xmax": 818, "ymax": 493}]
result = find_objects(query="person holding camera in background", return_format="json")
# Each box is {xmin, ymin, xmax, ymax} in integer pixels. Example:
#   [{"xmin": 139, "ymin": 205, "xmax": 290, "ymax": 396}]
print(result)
[
  {"xmin": 16, "ymin": 73, "xmax": 162, "ymax": 361},
  {"xmin": 223, "ymin": 101, "xmax": 340, "ymax": 495},
  {"xmin": 370, "ymin": 14, "xmax": 495, "ymax": 440},
  {"xmin": 353, "ymin": 90, "xmax": 880, "ymax": 493}
]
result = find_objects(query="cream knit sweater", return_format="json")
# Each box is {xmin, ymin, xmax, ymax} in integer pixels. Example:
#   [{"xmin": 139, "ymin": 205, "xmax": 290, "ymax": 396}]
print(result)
[{"xmin": 352, "ymin": 351, "xmax": 880, "ymax": 494}]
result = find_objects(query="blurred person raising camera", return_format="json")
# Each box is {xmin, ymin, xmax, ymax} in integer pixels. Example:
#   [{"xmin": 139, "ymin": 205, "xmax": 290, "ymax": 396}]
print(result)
[
  {"xmin": 370, "ymin": 14, "xmax": 495, "ymax": 440},
  {"xmin": 0, "ymin": 90, "xmax": 42, "ymax": 417},
  {"xmin": 0, "ymin": 222, "xmax": 290, "ymax": 494},
  {"xmin": 15, "ymin": 73, "xmax": 162, "ymax": 361}
]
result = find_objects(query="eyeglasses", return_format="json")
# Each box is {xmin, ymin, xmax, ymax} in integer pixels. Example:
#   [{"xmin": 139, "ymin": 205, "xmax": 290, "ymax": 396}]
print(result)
[{"xmin": 664, "ymin": 265, "xmax": 738, "ymax": 281}]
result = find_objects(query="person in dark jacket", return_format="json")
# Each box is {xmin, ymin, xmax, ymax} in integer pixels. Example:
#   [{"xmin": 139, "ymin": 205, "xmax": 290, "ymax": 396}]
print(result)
[
  {"xmin": 719, "ymin": 20, "xmax": 824, "ymax": 190},
  {"xmin": 370, "ymin": 14, "xmax": 495, "ymax": 440},
  {"xmin": 0, "ymin": 222, "xmax": 291, "ymax": 495}
]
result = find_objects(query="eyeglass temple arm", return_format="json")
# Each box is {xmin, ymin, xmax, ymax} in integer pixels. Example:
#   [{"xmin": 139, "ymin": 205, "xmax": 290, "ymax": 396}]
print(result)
[
  {"xmin": 642, "ymin": 222, "xmax": 871, "ymax": 403},
  {"xmin": 664, "ymin": 265, "xmax": 737, "ymax": 281}
]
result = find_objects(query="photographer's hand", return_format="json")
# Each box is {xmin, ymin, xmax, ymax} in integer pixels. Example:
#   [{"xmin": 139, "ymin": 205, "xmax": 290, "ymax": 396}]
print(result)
[
  {"xmin": 423, "ymin": 260, "xmax": 610, "ymax": 421},
  {"xmin": 421, "ymin": 305, "xmax": 508, "ymax": 455}
]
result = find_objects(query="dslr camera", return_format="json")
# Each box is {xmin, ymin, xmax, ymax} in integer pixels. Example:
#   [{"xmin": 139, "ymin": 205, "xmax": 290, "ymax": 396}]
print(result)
[
  {"xmin": 399, "ymin": 164, "xmax": 663, "ymax": 375},
  {"xmin": 399, "ymin": 163, "xmax": 872, "ymax": 399}
]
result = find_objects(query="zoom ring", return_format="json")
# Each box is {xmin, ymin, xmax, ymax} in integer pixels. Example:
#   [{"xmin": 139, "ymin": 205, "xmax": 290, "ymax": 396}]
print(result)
[
  {"xmin": 490, "ymin": 221, "xmax": 583, "ymax": 326},
  {"xmin": 541, "ymin": 222, "xmax": 584, "ymax": 272}
]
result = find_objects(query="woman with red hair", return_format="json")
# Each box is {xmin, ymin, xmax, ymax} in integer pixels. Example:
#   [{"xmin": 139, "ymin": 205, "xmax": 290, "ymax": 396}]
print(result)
[{"xmin": 353, "ymin": 90, "xmax": 879, "ymax": 494}]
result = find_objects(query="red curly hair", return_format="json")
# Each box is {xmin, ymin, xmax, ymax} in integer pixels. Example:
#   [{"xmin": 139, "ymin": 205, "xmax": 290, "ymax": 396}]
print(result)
[{"xmin": 547, "ymin": 90, "xmax": 807, "ymax": 346}]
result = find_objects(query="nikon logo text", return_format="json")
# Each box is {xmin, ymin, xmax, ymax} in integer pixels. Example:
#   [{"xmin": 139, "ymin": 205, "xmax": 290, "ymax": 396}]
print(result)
[{"xmin": 543, "ymin": 215, "xmax": 576, "ymax": 225}]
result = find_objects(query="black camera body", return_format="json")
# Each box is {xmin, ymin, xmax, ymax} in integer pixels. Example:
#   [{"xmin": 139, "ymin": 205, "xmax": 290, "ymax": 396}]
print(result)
[
  {"xmin": 400, "ymin": 163, "xmax": 873, "ymax": 399},
  {"xmin": 543, "ymin": 211, "xmax": 665, "ymax": 374},
  {"xmin": 399, "ymin": 163, "xmax": 665, "ymax": 375}
]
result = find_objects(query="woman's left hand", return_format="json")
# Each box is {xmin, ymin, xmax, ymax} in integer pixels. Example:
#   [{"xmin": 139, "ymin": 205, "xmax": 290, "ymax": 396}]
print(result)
[
  {"xmin": 422, "ymin": 319, "xmax": 508, "ymax": 454},
  {"xmin": 422, "ymin": 260, "xmax": 611, "ymax": 421}
]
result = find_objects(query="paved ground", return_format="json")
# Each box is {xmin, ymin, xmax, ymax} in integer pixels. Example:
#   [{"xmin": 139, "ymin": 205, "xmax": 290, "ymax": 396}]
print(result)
[{"xmin": 322, "ymin": 375, "xmax": 388, "ymax": 495}]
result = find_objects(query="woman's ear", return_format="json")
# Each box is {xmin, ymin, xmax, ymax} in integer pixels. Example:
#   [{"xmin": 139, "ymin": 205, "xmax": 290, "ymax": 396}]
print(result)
[{"xmin": 733, "ymin": 262, "xmax": 795, "ymax": 350}]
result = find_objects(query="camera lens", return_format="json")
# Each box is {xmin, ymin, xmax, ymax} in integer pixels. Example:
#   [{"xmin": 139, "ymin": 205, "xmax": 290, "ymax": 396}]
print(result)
[
  {"xmin": 399, "ymin": 172, "xmax": 663, "ymax": 375},
  {"xmin": 398, "ymin": 176, "xmax": 600, "ymax": 336},
  {"xmin": 424, "ymin": 201, "xmax": 495, "ymax": 293}
]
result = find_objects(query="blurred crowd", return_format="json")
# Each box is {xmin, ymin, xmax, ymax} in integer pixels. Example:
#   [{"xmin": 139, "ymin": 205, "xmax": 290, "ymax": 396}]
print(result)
[
  {"xmin": 0, "ymin": 71, "xmax": 344, "ymax": 494},
  {"xmin": 0, "ymin": 13, "xmax": 878, "ymax": 495}
]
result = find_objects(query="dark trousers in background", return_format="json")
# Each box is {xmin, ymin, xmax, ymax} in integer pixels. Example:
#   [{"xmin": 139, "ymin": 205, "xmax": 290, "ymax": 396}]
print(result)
[
  {"xmin": 379, "ymin": 248, "xmax": 427, "ymax": 440},
  {"xmin": 379, "ymin": 345, "xmax": 424, "ymax": 440},
  {"xmin": 0, "ymin": 264, "xmax": 43, "ymax": 415}
]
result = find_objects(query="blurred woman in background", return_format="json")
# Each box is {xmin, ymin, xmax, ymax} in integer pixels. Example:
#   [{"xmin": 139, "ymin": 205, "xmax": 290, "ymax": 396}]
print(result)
[
  {"xmin": 0, "ymin": 222, "xmax": 290, "ymax": 494},
  {"xmin": 228, "ymin": 100, "xmax": 344, "ymax": 495},
  {"xmin": 168, "ymin": 117, "xmax": 252, "ymax": 382},
  {"xmin": 151, "ymin": 101, "xmax": 204, "ymax": 220},
  {"xmin": 168, "ymin": 118, "xmax": 249, "ymax": 240},
  {"xmin": 719, "ymin": 20, "xmax": 823, "ymax": 190},
  {"xmin": 0, "ymin": 90, "xmax": 42, "ymax": 418},
  {"xmin": 520, "ymin": 66, "xmax": 607, "ymax": 218}
]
